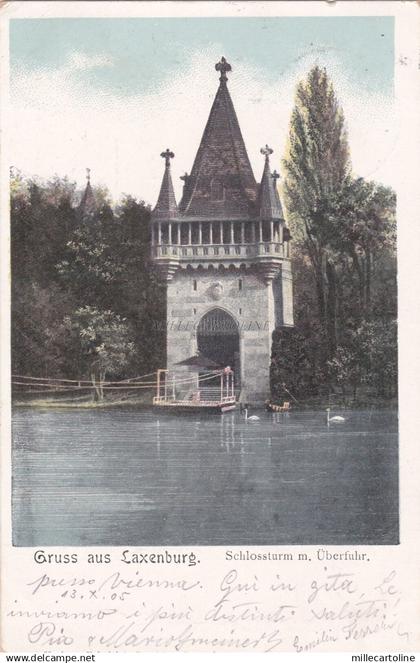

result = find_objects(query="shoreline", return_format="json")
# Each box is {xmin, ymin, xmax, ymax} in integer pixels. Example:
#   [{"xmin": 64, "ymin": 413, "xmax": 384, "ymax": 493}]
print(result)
[{"xmin": 12, "ymin": 395, "xmax": 398, "ymax": 411}]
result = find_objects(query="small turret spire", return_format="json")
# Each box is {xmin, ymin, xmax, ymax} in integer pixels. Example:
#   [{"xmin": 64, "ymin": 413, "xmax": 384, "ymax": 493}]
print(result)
[
  {"xmin": 152, "ymin": 149, "xmax": 178, "ymax": 220},
  {"xmin": 78, "ymin": 167, "xmax": 96, "ymax": 222},
  {"xmin": 215, "ymin": 56, "xmax": 232, "ymax": 83},
  {"xmin": 257, "ymin": 146, "xmax": 284, "ymax": 220}
]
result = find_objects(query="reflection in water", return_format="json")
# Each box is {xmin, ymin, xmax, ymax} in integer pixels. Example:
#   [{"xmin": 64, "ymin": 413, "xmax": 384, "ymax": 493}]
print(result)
[{"xmin": 12, "ymin": 407, "xmax": 398, "ymax": 546}]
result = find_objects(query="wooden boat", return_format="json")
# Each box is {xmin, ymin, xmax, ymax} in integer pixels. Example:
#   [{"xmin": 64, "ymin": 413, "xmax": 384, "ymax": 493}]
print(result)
[
  {"xmin": 265, "ymin": 400, "xmax": 291, "ymax": 413},
  {"xmin": 153, "ymin": 366, "xmax": 236, "ymax": 414}
]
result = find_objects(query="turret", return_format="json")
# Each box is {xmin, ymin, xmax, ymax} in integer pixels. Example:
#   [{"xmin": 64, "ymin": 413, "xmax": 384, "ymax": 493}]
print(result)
[
  {"xmin": 78, "ymin": 168, "xmax": 97, "ymax": 222},
  {"xmin": 152, "ymin": 149, "xmax": 178, "ymax": 221},
  {"xmin": 258, "ymin": 145, "xmax": 283, "ymax": 221},
  {"xmin": 151, "ymin": 150, "xmax": 180, "ymax": 281}
]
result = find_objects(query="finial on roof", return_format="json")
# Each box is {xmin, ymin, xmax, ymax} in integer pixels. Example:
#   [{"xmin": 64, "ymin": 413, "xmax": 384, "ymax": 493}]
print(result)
[
  {"xmin": 180, "ymin": 172, "xmax": 189, "ymax": 182},
  {"xmin": 260, "ymin": 145, "xmax": 274, "ymax": 162},
  {"xmin": 160, "ymin": 149, "xmax": 174, "ymax": 167},
  {"xmin": 272, "ymin": 170, "xmax": 280, "ymax": 181},
  {"xmin": 215, "ymin": 57, "xmax": 232, "ymax": 82},
  {"xmin": 86, "ymin": 167, "xmax": 91, "ymax": 184}
]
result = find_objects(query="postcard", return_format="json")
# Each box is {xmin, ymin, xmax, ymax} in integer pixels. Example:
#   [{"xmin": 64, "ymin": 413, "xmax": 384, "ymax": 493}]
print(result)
[{"xmin": 1, "ymin": 0, "xmax": 419, "ymax": 655}]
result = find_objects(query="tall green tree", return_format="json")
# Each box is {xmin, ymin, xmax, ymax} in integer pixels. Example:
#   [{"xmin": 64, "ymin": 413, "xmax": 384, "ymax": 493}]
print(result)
[
  {"xmin": 283, "ymin": 65, "xmax": 351, "ymax": 356},
  {"xmin": 327, "ymin": 178, "xmax": 396, "ymax": 320}
]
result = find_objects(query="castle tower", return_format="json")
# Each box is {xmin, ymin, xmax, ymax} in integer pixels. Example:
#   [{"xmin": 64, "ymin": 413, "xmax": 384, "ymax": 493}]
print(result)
[{"xmin": 151, "ymin": 58, "xmax": 293, "ymax": 403}]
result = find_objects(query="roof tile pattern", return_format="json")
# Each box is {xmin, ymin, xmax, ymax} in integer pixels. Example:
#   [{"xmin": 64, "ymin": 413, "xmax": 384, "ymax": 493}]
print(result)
[
  {"xmin": 152, "ymin": 156, "xmax": 179, "ymax": 220},
  {"xmin": 179, "ymin": 77, "xmax": 258, "ymax": 220}
]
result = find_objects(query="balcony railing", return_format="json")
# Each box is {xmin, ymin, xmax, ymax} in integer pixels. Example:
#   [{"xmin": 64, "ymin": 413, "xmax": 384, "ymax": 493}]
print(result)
[{"xmin": 152, "ymin": 242, "xmax": 287, "ymax": 260}]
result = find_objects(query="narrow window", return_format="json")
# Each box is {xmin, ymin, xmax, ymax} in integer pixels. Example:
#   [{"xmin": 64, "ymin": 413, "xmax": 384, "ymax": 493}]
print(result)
[
  {"xmin": 193, "ymin": 279, "xmax": 197, "ymax": 291},
  {"xmin": 238, "ymin": 278, "xmax": 243, "ymax": 291},
  {"xmin": 193, "ymin": 308, "xmax": 197, "ymax": 315},
  {"xmin": 239, "ymin": 308, "xmax": 242, "ymax": 315}
]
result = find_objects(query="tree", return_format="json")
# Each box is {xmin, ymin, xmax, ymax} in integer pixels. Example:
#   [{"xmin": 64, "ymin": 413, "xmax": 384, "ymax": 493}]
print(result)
[
  {"xmin": 11, "ymin": 175, "xmax": 78, "ymax": 382},
  {"xmin": 283, "ymin": 65, "xmax": 351, "ymax": 356},
  {"xmin": 327, "ymin": 330, "xmax": 366, "ymax": 403},
  {"xmin": 63, "ymin": 307, "xmax": 135, "ymax": 401},
  {"xmin": 361, "ymin": 319, "xmax": 398, "ymax": 398},
  {"xmin": 11, "ymin": 282, "xmax": 75, "ymax": 380},
  {"xmin": 327, "ymin": 178, "xmax": 396, "ymax": 320},
  {"xmin": 10, "ymin": 174, "xmax": 166, "ymax": 392}
]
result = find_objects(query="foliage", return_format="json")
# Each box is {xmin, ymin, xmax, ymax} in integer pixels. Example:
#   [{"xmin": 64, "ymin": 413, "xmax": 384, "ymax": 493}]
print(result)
[
  {"xmin": 63, "ymin": 307, "xmax": 135, "ymax": 395},
  {"xmin": 272, "ymin": 65, "xmax": 397, "ymax": 405},
  {"xmin": 11, "ymin": 175, "xmax": 166, "ymax": 391}
]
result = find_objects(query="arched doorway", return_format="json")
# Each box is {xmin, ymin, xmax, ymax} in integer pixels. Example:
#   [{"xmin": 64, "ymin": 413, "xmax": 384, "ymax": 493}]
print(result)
[{"xmin": 197, "ymin": 308, "xmax": 240, "ymax": 386}]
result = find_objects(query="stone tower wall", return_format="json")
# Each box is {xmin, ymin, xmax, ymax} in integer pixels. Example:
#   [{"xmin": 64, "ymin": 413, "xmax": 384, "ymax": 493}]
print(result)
[{"xmin": 167, "ymin": 268, "xmax": 281, "ymax": 403}]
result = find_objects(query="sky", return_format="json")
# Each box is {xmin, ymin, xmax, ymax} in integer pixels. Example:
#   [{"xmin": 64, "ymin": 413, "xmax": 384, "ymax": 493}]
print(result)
[{"xmin": 10, "ymin": 17, "xmax": 396, "ymax": 204}]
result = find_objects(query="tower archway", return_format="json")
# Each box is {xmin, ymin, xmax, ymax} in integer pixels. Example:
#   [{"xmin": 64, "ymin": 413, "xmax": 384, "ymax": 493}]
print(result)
[{"xmin": 197, "ymin": 308, "xmax": 240, "ymax": 384}]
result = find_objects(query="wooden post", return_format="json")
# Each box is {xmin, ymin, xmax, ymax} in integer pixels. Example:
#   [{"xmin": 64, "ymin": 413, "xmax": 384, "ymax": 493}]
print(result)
[
  {"xmin": 198, "ymin": 221, "xmax": 202, "ymax": 245},
  {"xmin": 241, "ymin": 222, "xmax": 245, "ymax": 244},
  {"xmin": 220, "ymin": 221, "xmax": 224, "ymax": 244},
  {"xmin": 230, "ymin": 222, "xmax": 234, "ymax": 244},
  {"xmin": 188, "ymin": 223, "xmax": 192, "ymax": 245},
  {"xmin": 209, "ymin": 222, "xmax": 213, "ymax": 245},
  {"xmin": 177, "ymin": 223, "xmax": 181, "ymax": 245}
]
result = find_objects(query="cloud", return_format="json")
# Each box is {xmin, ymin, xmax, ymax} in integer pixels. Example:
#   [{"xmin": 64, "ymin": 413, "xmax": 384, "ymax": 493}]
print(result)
[
  {"xmin": 66, "ymin": 51, "xmax": 115, "ymax": 71},
  {"xmin": 10, "ymin": 47, "xmax": 396, "ymax": 205}
]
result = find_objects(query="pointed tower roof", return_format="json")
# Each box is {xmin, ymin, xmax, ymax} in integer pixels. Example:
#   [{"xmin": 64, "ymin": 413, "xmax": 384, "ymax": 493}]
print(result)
[
  {"xmin": 79, "ymin": 168, "xmax": 97, "ymax": 221},
  {"xmin": 179, "ymin": 57, "xmax": 257, "ymax": 219},
  {"xmin": 257, "ymin": 145, "xmax": 284, "ymax": 220},
  {"xmin": 152, "ymin": 149, "xmax": 178, "ymax": 220}
]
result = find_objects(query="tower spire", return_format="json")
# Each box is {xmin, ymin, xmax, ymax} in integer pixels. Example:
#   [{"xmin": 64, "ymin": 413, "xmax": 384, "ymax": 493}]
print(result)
[
  {"xmin": 179, "ymin": 57, "xmax": 257, "ymax": 218},
  {"xmin": 79, "ymin": 167, "xmax": 96, "ymax": 222},
  {"xmin": 257, "ymin": 145, "xmax": 283, "ymax": 220},
  {"xmin": 152, "ymin": 149, "xmax": 178, "ymax": 220}
]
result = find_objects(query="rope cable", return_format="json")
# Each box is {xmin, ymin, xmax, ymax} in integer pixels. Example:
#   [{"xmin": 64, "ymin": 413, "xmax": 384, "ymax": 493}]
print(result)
[{"xmin": 12, "ymin": 370, "xmax": 225, "ymax": 391}]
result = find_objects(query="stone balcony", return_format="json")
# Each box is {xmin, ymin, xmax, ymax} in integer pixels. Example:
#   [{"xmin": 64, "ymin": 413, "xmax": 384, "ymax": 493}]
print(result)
[
  {"xmin": 153, "ymin": 240, "xmax": 289, "ymax": 260},
  {"xmin": 152, "ymin": 240, "xmax": 290, "ymax": 281}
]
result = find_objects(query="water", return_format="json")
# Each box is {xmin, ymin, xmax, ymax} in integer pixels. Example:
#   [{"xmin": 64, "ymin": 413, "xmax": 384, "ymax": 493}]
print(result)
[{"xmin": 12, "ymin": 407, "xmax": 399, "ymax": 546}]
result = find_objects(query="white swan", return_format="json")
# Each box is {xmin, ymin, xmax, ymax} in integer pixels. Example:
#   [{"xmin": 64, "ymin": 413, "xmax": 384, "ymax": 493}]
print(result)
[
  {"xmin": 244, "ymin": 408, "xmax": 260, "ymax": 422},
  {"xmin": 327, "ymin": 407, "xmax": 346, "ymax": 425}
]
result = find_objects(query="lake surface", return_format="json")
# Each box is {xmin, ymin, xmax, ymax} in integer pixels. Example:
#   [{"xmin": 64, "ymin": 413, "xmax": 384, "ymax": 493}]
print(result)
[{"xmin": 12, "ymin": 407, "xmax": 398, "ymax": 546}]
